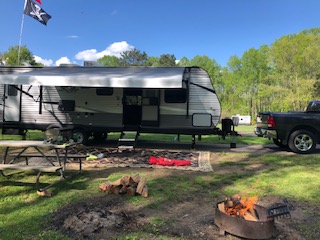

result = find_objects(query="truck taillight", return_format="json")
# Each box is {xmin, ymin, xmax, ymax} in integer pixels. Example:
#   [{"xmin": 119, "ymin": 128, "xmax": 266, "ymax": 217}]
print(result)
[{"xmin": 267, "ymin": 116, "xmax": 276, "ymax": 128}]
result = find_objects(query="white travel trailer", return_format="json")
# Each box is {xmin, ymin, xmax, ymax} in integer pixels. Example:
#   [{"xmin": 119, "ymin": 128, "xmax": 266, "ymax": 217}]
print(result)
[{"xmin": 0, "ymin": 66, "xmax": 224, "ymax": 147}]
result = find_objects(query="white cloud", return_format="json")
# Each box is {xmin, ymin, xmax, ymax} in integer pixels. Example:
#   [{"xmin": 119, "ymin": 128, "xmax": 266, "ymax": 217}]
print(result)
[
  {"xmin": 33, "ymin": 55, "xmax": 53, "ymax": 66},
  {"xmin": 75, "ymin": 41, "xmax": 134, "ymax": 61},
  {"xmin": 55, "ymin": 57, "xmax": 72, "ymax": 66},
  {"xmin": 33, "ymin": 41, "xmax": 134, "ymax": 67},
  {"xmin": 67, "ymin": 35, "xmax": 79, "ymax": 39}
]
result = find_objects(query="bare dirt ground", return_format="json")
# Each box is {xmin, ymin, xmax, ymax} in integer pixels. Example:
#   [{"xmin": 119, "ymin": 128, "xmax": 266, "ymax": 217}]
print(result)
[{"xmin": 47, "ymin": 142, "xmax": 320, "ymax": 240}]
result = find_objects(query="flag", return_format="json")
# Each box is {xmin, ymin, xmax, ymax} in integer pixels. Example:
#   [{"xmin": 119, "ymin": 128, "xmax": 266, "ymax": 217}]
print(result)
[
  {"xmin": 34, "ymin": 0, "xmax": 42, "ymax": 4},
  {"xmin": 24, "ymin": 0, "xmax": 51, "ymax": 25}
]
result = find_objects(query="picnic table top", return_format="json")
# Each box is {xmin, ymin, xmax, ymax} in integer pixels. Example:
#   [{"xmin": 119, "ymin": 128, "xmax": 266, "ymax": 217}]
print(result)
[{"xmin": 0, "ymin": 140, "xmax": 68, "ymax": 149}]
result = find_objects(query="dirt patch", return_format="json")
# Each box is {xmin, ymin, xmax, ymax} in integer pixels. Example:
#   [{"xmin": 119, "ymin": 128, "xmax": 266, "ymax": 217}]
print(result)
[
  {"xmin": 50, "ymin": 195, "xmax": 139, "ymax": 239},
  {"xmin": 49, "ymin": 193, "xmax": 319, "ymax": 240}
]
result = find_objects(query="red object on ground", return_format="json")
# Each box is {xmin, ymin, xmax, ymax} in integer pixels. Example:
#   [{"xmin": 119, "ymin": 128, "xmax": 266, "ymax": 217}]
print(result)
[{"xmin": 149, "ymin": 156, "xmax": 191, "ymax": 166}]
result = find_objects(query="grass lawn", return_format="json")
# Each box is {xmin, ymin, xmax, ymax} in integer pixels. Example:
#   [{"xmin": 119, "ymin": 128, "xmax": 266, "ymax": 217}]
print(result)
[
  {"xmin": 2, "ymin": 126, "xmax": 318, "ymax": 239},
  {"xmin": 3, "ymin": 125, "xmax": 270, "ymax": 146}
]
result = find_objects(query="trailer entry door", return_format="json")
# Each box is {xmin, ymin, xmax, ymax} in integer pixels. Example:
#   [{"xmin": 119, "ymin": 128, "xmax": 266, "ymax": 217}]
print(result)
[
  {"xmin": 123, "ymin": 89, "xmax": 142, "ymax": 125},
  {"xmin": 3, "ymin": 85, "xmax": 21, "ymax": 122}
]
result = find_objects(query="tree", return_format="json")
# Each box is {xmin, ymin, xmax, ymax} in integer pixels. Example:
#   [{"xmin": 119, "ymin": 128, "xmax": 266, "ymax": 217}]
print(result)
[
  {"xmin": 239, "ymin": 45, "xmax": 271, "ymax": 117},
  {"xmin": 2, "ymin": 45, "xmax": 38, "ymax": 66},
  {"xmin": 97, "ymin": 55, "xmax": 120, "ymax": 66},
  {"xmin": 177, "ymin": 57, "xmax": 190, "ymax": 66},
  {"xmin": 119, "ymin": 48, "xmax": 148, "ymax": 66},
  {"xmin": 270, "ymin": 30, "xmax": 320, "ymax": 110},
  {"xmin": 158, "ymin": 54, "xmax": 176, "ymax": 66},
  {"xmin": 146, "ymin": 56, "xmax": 160, "ymax": 66}
]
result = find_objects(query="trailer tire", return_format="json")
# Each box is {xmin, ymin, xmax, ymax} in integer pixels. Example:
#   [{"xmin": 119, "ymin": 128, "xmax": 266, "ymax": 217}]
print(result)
[
  {"xmin": 288, "ymin": 129, "xmax": 317, "ymax": 154},
  {"xmin": 73, "ymin": 129, "xmax": 89, "ymax": 145},
  {"xmin": 45, "ymin": 125, "xmax": 62, "ymax": 142}
]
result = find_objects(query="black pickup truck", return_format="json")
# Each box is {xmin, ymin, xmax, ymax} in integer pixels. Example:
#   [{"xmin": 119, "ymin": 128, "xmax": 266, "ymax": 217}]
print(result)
[{"xmin": 255, "ymin": 100, "xmax": 320, "ymax": 154}]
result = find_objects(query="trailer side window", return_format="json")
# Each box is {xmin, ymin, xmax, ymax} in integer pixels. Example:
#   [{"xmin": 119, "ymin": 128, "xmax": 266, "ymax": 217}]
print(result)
[
  {"xmin": 96, "ymin": 87, "xmax": 113, "ymax": 96},
  {"xmin": 8, "ymin": 85, "xmax": 18, "ymax": 96},
  {"xmin": 164, "ymin": 89, "xmax": 187, "ymax": 103}
]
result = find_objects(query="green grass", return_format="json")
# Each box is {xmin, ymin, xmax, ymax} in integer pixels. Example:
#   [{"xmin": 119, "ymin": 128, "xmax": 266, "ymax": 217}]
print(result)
[
  {"xmin": 0, "ymin": 125, "xmax": 269, "ymax": 146},
  {"xmin": 0, "ymin": 130, "xmax": 45, "ymax": 141}
]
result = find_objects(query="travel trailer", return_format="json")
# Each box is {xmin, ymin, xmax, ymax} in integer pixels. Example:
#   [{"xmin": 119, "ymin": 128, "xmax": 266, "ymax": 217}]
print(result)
[{"xmin": 0, "ymin": 66, "xmax": 226, "ymax": 147}]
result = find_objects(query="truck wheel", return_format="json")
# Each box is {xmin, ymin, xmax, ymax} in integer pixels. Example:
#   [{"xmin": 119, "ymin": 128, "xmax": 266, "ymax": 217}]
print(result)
[
  {"xmin": 273, "ymin": 138, "xmax": 287, "ymax": 148},
  {"xmin": 73, "ymin": 129, "xmax": 89, "ymax": 145},
  {"xmin": 288, "ymin": 130, "xmax": 317, "ymax": 154}
]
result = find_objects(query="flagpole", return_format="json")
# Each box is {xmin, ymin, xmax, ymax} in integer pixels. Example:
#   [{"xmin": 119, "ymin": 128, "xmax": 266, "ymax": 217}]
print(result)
[{"xmin": 18, "ymin": 1, "xmax": 26, "ymax": 66}]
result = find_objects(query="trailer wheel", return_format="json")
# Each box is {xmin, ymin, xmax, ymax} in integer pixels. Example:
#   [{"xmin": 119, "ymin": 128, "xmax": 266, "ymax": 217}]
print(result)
[
  {"xmin": 272, "ymin": 138, "xmax": 287, "ymax": 148},
  {"xmin": 288, "ymin": 129, "xmax": 317, "ymax": 154},
  {"xmin": 45, "ymin": 125, "xmax": 62, "ymax": 143},
  {"xmin": 73, "ymin": 129, "xmax": 89, "ymax": 145}
]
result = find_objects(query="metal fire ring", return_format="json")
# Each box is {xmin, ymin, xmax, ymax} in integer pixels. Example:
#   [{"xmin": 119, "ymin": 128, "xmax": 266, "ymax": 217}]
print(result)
[{"xmin": 214, "ymin": 201, "xmax": 276, "ymax": 239}]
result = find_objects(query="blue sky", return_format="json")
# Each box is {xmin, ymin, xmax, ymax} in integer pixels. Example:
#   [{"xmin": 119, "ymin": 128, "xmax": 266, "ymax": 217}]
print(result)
[{"xmin": 1, "ymin": 0, "xmax": 320, "ymax": 66}]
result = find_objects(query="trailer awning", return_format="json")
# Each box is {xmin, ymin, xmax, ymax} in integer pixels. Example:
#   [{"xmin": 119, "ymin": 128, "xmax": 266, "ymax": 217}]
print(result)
[{"xmin": 0, "ymin": 66, "xmax": 187, "ymax": 88}]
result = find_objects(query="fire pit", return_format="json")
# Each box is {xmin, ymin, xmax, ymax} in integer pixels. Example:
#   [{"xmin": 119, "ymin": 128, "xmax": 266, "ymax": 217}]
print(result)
[
  {"xmin": 214, "ymin": 195, "xmax": 290, "ymax": 239},
  {"xmin": 215, "ymin": 201, "xmax": 275, "ymax": 239}
]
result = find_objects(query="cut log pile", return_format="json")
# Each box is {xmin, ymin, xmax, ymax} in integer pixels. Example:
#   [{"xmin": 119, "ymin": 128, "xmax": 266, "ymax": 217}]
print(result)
[
  {"xmin": 218, "ymin": 194, "xmax": 259, "ymax": 221},
  {"xmin": 99, "ymin": 175, "xmax": 148, "ymax": 197}
]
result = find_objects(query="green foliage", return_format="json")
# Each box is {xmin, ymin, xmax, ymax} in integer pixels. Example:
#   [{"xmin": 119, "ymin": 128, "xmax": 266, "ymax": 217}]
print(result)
[
  {"xmin": 98, "ymin": 53, "xmax": 177, "ymax": 67},
  {"xmin": 158, "ymin": 54, "xmax": 176, "ymax": 66},
  {"xmin": 146, "ymin": 54, "xmax": 177, "ymax": 66},
  {"xmin": 146, "ymin": 56, "xmax": 160, "ymax": 66},
  {"xmin": 176, "ymin": 56, "xmax": 190, "ymax": 66},
  {"xmin": 119, "ymin": 48, "xmax": 148, "ymax": 66},
  {"xmin": 2, "ymin": 45, "xmax": 39, "ymax": 66},
  {"xmin": 97, "ymin": 55, "xmax": 120, "ymax": 66},
  {"xmin": 223, "ymin": 28, "xmax": 320, "ymax": 116}
]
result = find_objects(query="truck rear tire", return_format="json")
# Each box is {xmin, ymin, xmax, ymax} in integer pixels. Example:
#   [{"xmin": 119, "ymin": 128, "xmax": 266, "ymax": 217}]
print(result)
[
  {"xmin": 273, "ymin": 138, "xmax": 287, "ymax": 148},
  {"xmin": 288, "ymin": 130, "xmax": 317, "ymax": 154}
]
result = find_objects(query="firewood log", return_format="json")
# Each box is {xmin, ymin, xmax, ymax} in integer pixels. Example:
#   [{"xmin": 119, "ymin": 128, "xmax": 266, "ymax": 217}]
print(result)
[
  {"xmin": 99, "ymin": 181, "xmax": 111, "ymax": 192},
  {"xmin": 243, "ymin": 212, "xmax": 258, "ymax": 221},
  {"xmin": 141, "ymin": 185, "xmax": 148, "ymax": 197},
  {"xmin": 119, "ymin": 185, "xmax": 127, "ymax": 194},
  {"xmin": 126, "ymin": 186, "xmax": 136, "ymax": 196},
  {"xmin": 121, "ymin": 176, "xmax": 134, "ymax": 186},
  {"xmin": 218, "ymin": 202, "xmax": 226, "ymax": 213},
  {"xmin": 112, "ymin": 186, "xmax": 122, "ymax": 195},
  {"xmin": 136, "ymin": 177, "xmax": 147, "ymax": 195},
  {"xmin": 132, "ymin": 174, "xmax": 141, "ymax": 183},
  {"xmin": 110, "ymin": 178, "xmax": 122, "ymax": 187}
]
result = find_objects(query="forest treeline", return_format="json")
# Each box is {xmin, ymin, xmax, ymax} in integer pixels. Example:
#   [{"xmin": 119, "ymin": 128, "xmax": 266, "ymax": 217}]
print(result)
[{"xmin": 1, "ymin": 28, "xmax": 320, "ymax": 118}]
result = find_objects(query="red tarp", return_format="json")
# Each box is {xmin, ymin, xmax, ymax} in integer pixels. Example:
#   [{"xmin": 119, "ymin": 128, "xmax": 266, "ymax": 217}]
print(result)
[{"xmin": 149, "ymin": 156, "xmax": 191, "ymax": 166}]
